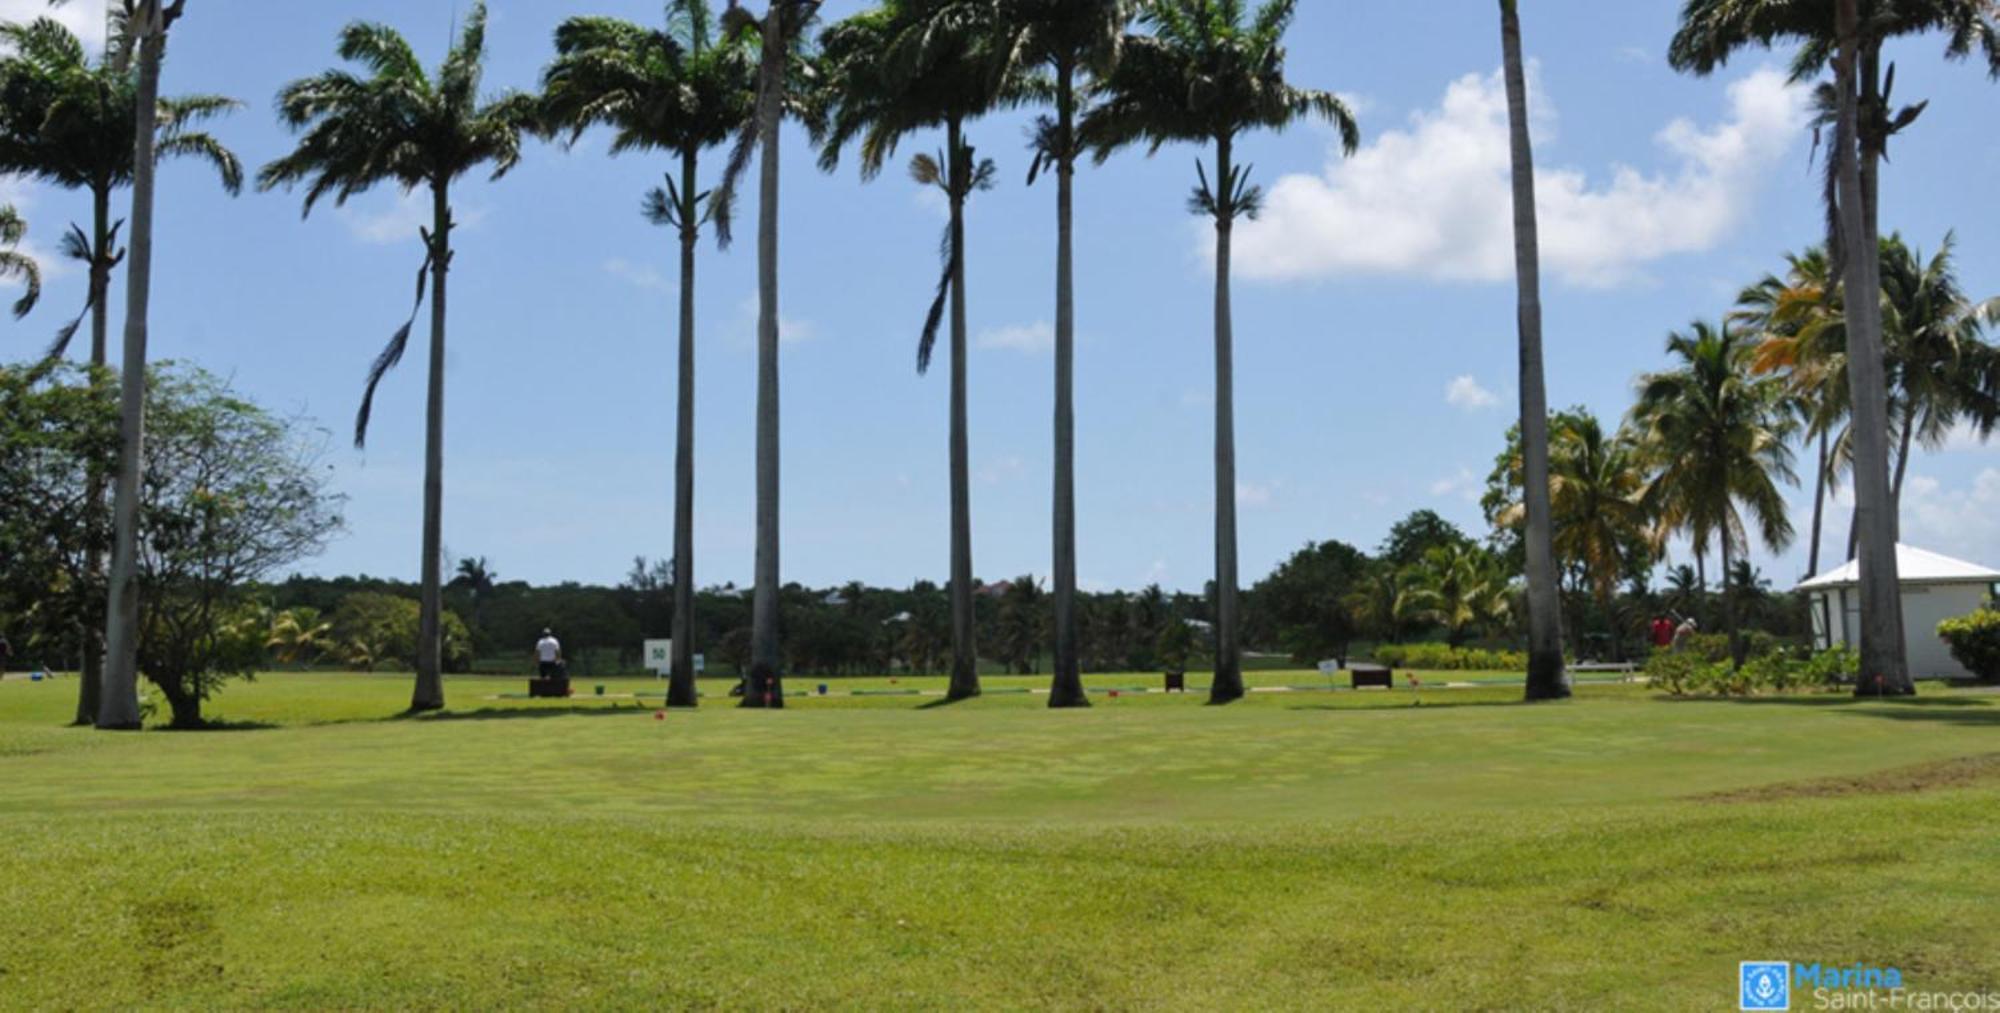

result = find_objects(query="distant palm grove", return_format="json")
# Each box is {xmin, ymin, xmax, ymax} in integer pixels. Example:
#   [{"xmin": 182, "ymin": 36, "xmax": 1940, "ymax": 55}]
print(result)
[{"xmin": 4, "ymin": 0, "xmax": 1999, "ymax": 727}]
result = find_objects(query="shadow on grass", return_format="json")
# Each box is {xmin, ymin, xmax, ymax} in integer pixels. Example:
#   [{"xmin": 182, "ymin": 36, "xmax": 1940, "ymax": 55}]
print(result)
[
  {"xmin": 1285, "ymin": 698, "xmax": 1531, "ymax": 713},
  {"xmin": 392, "ymin": 704, "xmax": 654, "ymax": 724},
  {"xmin": 151, "ymin": 719, "xmax": 281, "ymax": 733},
  {"xmin": 1652, "ymin": 694, "xmax": 2000, "ymax": 728}
]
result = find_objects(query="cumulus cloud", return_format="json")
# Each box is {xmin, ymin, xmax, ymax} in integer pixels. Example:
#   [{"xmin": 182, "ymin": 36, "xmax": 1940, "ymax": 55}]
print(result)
[
  {"xmin": 1446, "ymin": 375, "xmax": 1500, "ymax": 411},
  {"xmin": 731, "ymin": 296, "xmax": 816, "ymax": 346},
  {"xmin": 976, "ymin": 321, "xmax": 1054, "ymax": 354},
  {"xmin": 339, "ymin": 190, "xmax": 488, "ymax": 246},
  {"xmin": 0, "ymin": 0, "xmax": 104, "ymax": 49},
  {"xmin": 1237, "ymin": 480, "xmax": 1280, "ymax": 509},
  {"xmin": 0, "ymin": 176, "xmax": 68, "ymax": 291},
  {"xmin": 1429, "ymin": 467, "xmax": 1482, "ymax": 503},
  {"xmin": 1903, "ymin": 470, "xmax": 2000, "ymax": 568},
  {"xmin": 1234, "ymin": 65, "xmax": 1808, "ymax": 288}
]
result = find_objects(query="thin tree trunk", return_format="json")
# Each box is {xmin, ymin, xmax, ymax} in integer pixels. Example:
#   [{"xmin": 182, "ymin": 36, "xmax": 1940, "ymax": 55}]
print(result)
[
  {"xmin": 1807, "ymin": 427, "xmax": 1829, "ymax": 577},
  {"xmin": 667, "ymin": 145, "xmax": 700, "ymax": 709},
  {"xmin": 409, "ymin": 181, "xmax": 451, "ymax": 713},
  {"xmin": 1721, "ymin": 536, "xmax": 1742, "ymax": 669},
  {"xmin": 74, "ymin": 183, "xmax": 113, "ymax": 726},
  {"xmin": 1048, "ymin": 63, "xmax": 1087, "ymax": 710},
  {"xmin": 744, "ymin": 5, "xmax": 785, "ymax": 709},
  {"xmin": 945, "ymin": 118, "xmax": 980, "ymax": 702},
  {"xmin": 98, "ymin": 4, "xmax": 171, "ymax": 731},
  {"xmin": 1500, "ymin": 0, "xmax": 1569, "ymax": 701},
  {"xmin": 1835, "ymin": 4, "xmax": 1911, "ymax": 696},
  {"xmin": 1888, "ymin": 405, "xmax": 1914, "ymax": 542},
  {"xmin": 1208, "ymin": 134, "xmax": 1243, "ymax": 705}
]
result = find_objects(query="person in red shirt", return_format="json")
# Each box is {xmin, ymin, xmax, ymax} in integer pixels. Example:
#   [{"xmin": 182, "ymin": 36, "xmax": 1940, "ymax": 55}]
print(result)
[{"xmin": 1651, "ymin": 616, "xmax": 1676, "ymax": 649}]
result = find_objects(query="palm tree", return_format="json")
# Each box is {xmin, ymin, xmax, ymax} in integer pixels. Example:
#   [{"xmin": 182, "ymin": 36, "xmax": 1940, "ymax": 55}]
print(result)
[
  {"xmin": 714, "ymin": 0, "xmax": 821, "ymax": 709},
  {"xmin": 266, "ymin": 607, "xmax": 334, "ymax": 667},
  {"xmin": 451, "ymin": 554, "xmax": 498, "ymax": 630},
  {"xmin": 1631, "ymin": 321, "xmax": 1799, "ymax": 669},
  {"xmin": 260, "ymin": 3, "xmax": 536, "ymax": 713},
  {"xmin": 1345, "ymin": 561, "xmax": 1426, "ymax": 647},
  {"xmin": 1547, "ymin": 415, "xmax": 1651, "ymax": 660},
  {"xmin": 1499, "ymin": 0, "xmax": 1568, "ymax": 700},
  {"xmin": 1877, "ymin": 233, "xmax": 2000, "ymax": 523},
  {"xmin": 0, "ymin": 205, "xmax": 37, "ymax": 317},
  {"xmin": 1669, "ymin": 0, "xmax": 2000, "ymax": 694},
  {"xmin": 0, "ymin": 6, "xmax": 239, "ymax": 725},
  {"xmin": 1412, "ymin": 542, "xmax": 1510, "ymax": 649},
  {"xmin": 1083, "ymin": 0, "xmax": 1355, "ymax": 705},
  {"xmin": 986, "ymin": 0, "xmax": 1132, "ymax": 709},
  {"xmin": 1735, "ymin": 246, "xmax": 1846, "ymax": 578},
  {"xmin": 817, "ymin": 0, "xmax": 1022, "ymax": 703},
  {"xmin": 543, "ymin": 1, "xmax": 756, "ymax": 710}
]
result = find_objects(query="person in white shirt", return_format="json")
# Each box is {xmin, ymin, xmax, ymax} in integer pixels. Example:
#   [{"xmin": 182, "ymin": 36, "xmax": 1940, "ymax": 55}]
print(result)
[{"xmin": 534, "ymin": 629, "xmax": 564, "ymax": 680}]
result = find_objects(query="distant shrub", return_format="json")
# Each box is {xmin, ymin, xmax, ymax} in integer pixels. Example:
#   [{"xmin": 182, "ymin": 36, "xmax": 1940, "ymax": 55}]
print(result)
[
  {"xmin": 1937, "ymin": 610, "xmax": 2000, "ymax": 684},
  {"xmin": 1673, "ymin": 631, "xmax": 1784, "ymax": 664},
  {"xmin": 1649, "ymin": 646, "xmax": 1856, "ymax": 697},
  {"xmin": 1371, "ymin": 643, "xmax": 1527, "ymax": 672}
]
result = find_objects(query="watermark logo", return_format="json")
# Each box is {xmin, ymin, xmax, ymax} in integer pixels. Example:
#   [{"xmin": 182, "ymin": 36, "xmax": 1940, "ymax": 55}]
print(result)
[{"xmin": 1741, "ymin": 961, "xmax": 1791, "ymax": 1011}]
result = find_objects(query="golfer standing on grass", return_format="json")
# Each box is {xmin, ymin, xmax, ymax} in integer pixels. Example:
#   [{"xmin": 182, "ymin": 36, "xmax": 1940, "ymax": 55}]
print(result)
[{"xmin": 535, "ymin": 628, "xmax": 563, "ymax": 680}]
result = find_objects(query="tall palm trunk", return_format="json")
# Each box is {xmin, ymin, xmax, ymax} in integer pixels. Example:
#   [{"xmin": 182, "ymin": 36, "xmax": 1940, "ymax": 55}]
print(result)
[
  {"xmin": 667, "ymin": 146, "xmax": 701, "ymax": 709},
  {"xmin": 744, "ymin": 4, "xmax": 786, "ymax": 709},
  {"xmin": 1048, "ymin": 61, "xmax": 1087, "ymax": 710},
  {"xmin": 1807, "ymin": 427, "xmax": 1829, "ymax": 577},
  {"xmin": 1721, "ymin": 536, "xmax": 1743, "ymax": 669},
  {"xmin": 945, "ymin": 118, "xmax": 980, "ymax": 702},
  {"xmin": 1834, "ymin": 0, "xmax": 1910, "ymax": 696},
  {"xmin": 410, "ymin": 180, "xmax": 452, "ymax": 713},
  {"xmin": 98, "ymin": 4, "xmax": 171, "ymax": 731},
  {"xmin": 1208, "ymin": 133, "xmax": 1243, "ymax": 705},
  {"xmin": 74, "ymin": 183, "xmax": 113, "ymax": 726},
  {"xmin": 1499, "ymin": 0, "xmax": 1569, "ymax": 701},
  {"xmin": 1888, "ymin": 407, "xmax": 1915, "ymax": 542}
]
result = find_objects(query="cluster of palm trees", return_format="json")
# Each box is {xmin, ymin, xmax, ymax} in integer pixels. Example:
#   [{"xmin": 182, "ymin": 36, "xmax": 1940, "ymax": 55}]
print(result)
[{"xmin": 8, "ymin": 0, "xmax": 1996, "ymax": 724}]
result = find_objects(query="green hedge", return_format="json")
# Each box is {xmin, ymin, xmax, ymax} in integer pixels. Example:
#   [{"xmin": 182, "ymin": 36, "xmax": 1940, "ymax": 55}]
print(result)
[
  {"xmin": 1645, "ymin": 646, "xmax": 1857, "ymax": 697},
  {"xmin": 1937, "ymin": 609, "xmax": 2000, "ymax": 684},
  {"xmin": 1369, "ymin": 644, "xmax": 1527, "ymax": 672}
]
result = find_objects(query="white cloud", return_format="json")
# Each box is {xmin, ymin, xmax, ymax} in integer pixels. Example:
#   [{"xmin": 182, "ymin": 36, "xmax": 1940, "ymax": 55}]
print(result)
[
  {"xmin": 976, "ymin": 455, "xmax": 1025, "ymax": 486},
  {"xmin": 976, "ymin": 321, "xmax": 1054, "ymax": 354},
  {"xmin": 1237, "ymin": 480, "xmax": 1279, "ymax": 509},
  {"xmin": 1445, "ymin": 374, "xmax": 1500, "ymax": 411},
  {"xmin": 731, "ymin": 296, "xmax": 816, "ymax": 346},
  {"xmin": 1939, "ymin": 422, "xmax": 1993, "ymax": 454},
  {"xmin": 1234, "ymin": 65, "xmax": 1807, "ymax": 288},
  {"xmin": 1429, "ymin": 467, "xmax": 1482, "ymax": 503},
  {"xmin": 603, "ymin": 257, "xmax": 667, "ymax": 292},
  {"xmin": 339, "ymin": 190, "xmax": 487, "ymax": 246},
  {"xmin": 1903, "ymin": 469, "xmax": 2000, "ymax": 568},
  {"xmin": 0, "ymin": 0, "xmax": 104, "ymax": 50}
]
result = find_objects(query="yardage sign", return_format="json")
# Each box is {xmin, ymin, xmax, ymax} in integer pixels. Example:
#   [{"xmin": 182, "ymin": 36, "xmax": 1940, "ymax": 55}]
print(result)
[{"xmin": 644, "ymin": 640, "xmax": 672, "ymax": 675}]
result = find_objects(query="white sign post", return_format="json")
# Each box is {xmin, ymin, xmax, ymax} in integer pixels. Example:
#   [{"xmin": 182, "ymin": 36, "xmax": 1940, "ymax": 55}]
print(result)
[{"xmin": 644, "ymin": 639, "xmax": 672, "ymax": 678}]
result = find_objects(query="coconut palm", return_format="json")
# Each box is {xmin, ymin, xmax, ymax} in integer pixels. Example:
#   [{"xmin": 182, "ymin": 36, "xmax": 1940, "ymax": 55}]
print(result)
[
  {"xmin": 1547, "ymin": 415, "xmax": 1651, "ymax": 659},
  {"xmin": 1735, "ymin": 246, "xmax": 1847, "ymax": 578},
  {"xmin": 1631, "ymin": 321, "xmax": 1799, "ymax": 670},
  {"xmin": 1498, "ymin": 0, "xmax": 1569, "ymax": 700},
  {"xmin": 1412, "ymin": 542, "xmax": 1511, "ymax": 649},
  {"xmin": 1082, "ymin": 0, "xmax": 1355, "ymax": 704},
  {"xmin": 543, "ymin": 1, "xmax": 755, "ymax": 709},
  {"xmin": 816, "ymin": 0, "xmax": 1021, "ymax": 703},
  {"xmin": 1669, "ymin": 0, "xmax": 2000, "ymax": 693},
  {"xmin": 0, "ymin": 205, "xmax": 37, "ymax": 317},
  {"xmin": 1344, "ymin": 561, "xmax": 1426, "ymax": 647},
  {"xmin": 980, "ymin": 0, "xmax": 1132, "ymax": 708},
  {"xmin": 712, "ymin": 0, "xmax": 822, "ymax": 709},
  {"xmin": 0, "ymin": 6, "xmax": 239, "ymax": 725},
  {"xmin": 266, "ymin": 607, "xmax": 333, "ymax": 667},
  {"xmin": 260, "ymin": 3, "xmax": 536, "ymax": 713},
  {"xmin": 1877, "ymin": 233, "xmax": 2000, "ymax": 521}
]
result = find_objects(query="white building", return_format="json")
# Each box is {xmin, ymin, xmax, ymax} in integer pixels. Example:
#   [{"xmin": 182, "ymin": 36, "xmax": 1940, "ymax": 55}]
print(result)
[{"xmin": 1797, "ymin": 544, "xmax": 2000, "ymax": 680}]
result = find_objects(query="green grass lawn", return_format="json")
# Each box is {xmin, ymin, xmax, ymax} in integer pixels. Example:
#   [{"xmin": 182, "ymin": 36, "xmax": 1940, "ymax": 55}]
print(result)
[{"xmin": 1, "ymin": 671, "xmax": 1996, "ymax": 1009}]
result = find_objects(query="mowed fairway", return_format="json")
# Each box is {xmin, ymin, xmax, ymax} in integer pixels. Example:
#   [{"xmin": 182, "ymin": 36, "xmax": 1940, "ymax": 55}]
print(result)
[{"xmin": 1, "ymin": 674, "xmax": 1997, "ymax": 1009}]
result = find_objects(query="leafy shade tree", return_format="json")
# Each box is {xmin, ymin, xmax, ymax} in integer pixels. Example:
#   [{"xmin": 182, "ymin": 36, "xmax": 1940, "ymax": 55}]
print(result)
[
  {"xmin": 1498, "ymin": 0, "xmax": 1568, "ymax": 700},
  {"xmin": 260, "ymin": 3, "xmax": 536, "ymax": 713},
  {"xmin": 0, "ymin": 204, "xmax": 37, "ymax": 316},
  {"xmin": 2, "ymin": 5, "xmax": 240, "ymax": 726},
  {"xmin": 1245, "ymin": 539, "xmax": 1369, "ymax": 666},
  {"xmin": 543, "ymin": 1, "xmax": 755, "ymax": 709},
  {"xmin": 1380, "ymin": 510, "xmax": 1474, "ymax": 570},
  {"xmin": 1084, "ymin": 0, "xmax": 1355, "ymax": 704},
  {"xmin": 994, "ymin": 0, "xmax": 1133, "ymax": 708},
  {"xmin": 1632, "ymin": 321, "xmax": 1799, "ymax": 669},
  {"xmin": 816, "ymin": 0, "xmax": 1020, "ymax": 702},
  {"xmin": 1669, "ymin": 0, "xmax": 2000, "ymax": 695},
  {"xmin": 713, "ymin": 0, "xmax": 822, "ymax": 709}
]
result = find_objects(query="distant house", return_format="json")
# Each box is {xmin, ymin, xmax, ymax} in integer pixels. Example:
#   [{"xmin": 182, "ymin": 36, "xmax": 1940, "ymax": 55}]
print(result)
[{"xmin": 1797, "ymin": 544, "xmax": 2000, "ymax": 680}]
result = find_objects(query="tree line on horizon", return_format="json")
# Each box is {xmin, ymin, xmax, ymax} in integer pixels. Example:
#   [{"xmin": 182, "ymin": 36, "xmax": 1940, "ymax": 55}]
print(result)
[{"xmin": 4, "ymin": 0, "xmax": 1998, "ymax": 726}]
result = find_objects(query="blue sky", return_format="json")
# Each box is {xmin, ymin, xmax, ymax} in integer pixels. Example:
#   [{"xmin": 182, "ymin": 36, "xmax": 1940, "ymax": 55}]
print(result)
[{"xmin": 3, "ymin": 0, "xmax": 1998, "ymax": 593}]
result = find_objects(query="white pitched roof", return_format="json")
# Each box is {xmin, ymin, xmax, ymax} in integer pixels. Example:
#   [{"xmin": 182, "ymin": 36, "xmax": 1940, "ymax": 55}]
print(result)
[{"xmin": 1796, "ymin": 544, "xmax": 2000, "ymax": 591}]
